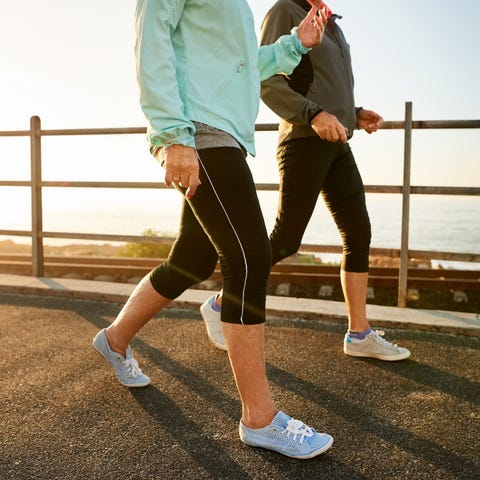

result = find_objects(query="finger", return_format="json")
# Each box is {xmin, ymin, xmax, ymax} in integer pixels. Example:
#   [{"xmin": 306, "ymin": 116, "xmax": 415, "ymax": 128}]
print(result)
[
  {"xmin": 166, "ymin": 168, "xmax": 183, "ymax": 187},
  {"xmin": 164, "ymin": 171, "xmax": 174, "ymax": 187},
  {"xmin": 176, "ymin": 172, "xmax": 186, "ymax": 187},
  {"xmin": 319, "ymin": 7, "xmax": 328, "ymax": 26},
  {"xmin": 313, "ymin": 16, "xmax": 324, "ymax": 31},
  {"xmin": 306, "ymin": 4, "xmax": 318, "ymax": 20},
  {"xmin": 185, "ymin": 184, "xmax": 198, "ymax": 199},
  {"xmin": 184, "ymin": 176, "xmax": 201, "ymax": 199}
]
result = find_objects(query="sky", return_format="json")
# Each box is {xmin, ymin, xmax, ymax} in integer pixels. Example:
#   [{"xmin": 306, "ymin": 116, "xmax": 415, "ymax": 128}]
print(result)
[{"xmin": 1, "ymin": 0, "xmax": 479, "ymax": 190}]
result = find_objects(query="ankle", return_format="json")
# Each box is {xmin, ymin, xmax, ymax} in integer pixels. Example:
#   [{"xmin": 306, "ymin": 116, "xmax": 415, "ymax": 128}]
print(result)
[
  {"xmin": 242, "ymin": 408, "xmax": 278, "ymax": 429},
  {"xmin": 348, "ymin": 321, "xmax": 370, "ymax": 333},
  {"xmin": 105, "ymin": 328, "xmax": 127, "ymax": 357},
  {"xmin": 348, "ymin": 327, "xmax": 372, "ymax": 340}
]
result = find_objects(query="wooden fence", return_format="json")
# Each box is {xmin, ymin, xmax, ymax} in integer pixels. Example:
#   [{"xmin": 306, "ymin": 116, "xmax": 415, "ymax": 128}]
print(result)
[{"xmin": 1, "ymin": 102, "xmax": 479, "ymax": 307}]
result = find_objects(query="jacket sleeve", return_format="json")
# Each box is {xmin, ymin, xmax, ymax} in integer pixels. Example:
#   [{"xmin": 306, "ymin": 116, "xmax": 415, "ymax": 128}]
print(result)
[
  {"xmin": 257, "ymin": 28, "xmax": 309, "ymax": 82},
  {"xmin": 135, "ymin": 0, "xmax": 195, "ymax": 149},
  {"xmin": 259, "ymin": 5, "xmax": 322, "ymax": 125}
]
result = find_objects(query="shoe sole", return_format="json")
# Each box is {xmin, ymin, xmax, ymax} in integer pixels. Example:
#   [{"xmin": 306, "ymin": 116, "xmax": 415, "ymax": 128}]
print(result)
[
  {"xmin": 344, "ymin": 348, "xmax": 411, "ymax": 361},
  {"xmin": 92, "ymin": 336, "xmax": 150, "ymax": 388},
  {"xmin": 242, "ymin": 436, "xmax": 333, "ymax": 459},
  {"xmin": 208, "ymin": 338, "xmax": 228, "ymax": 351}
]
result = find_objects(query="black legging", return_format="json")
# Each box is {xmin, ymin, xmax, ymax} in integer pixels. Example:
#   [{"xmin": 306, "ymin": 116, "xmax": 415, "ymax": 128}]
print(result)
[
  {"xmin": 150, "ymin": 147, "xmax": 271, "ymax": 325},
  {"xmin": 270, "ymin": 136, "xmax": 371, "ymax": 272}
]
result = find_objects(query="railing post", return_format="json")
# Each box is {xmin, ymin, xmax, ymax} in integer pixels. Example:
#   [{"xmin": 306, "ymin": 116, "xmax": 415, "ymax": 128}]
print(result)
[
  {"xmin": 30, "ymin": 115, "xmax": 44, "ymax": 277},
  {"xmin": 397, "ymin": 102, "xmax": 413, "ymax": 307}
]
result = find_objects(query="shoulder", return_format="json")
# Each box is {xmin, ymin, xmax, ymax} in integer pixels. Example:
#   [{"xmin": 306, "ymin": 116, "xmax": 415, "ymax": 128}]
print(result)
[
  {"xmin": 267, "ymin": 0, "xmax": 302, "ymax": 16},
  {"xmin": 263, "ymin": 0, "xmax": 301, "ymax": 29}
]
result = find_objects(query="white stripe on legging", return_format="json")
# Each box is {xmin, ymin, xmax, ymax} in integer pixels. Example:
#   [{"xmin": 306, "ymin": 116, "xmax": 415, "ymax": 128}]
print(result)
[{"xmin": 196, "ymin": 152, "xmax": 248, "ymax": 324}]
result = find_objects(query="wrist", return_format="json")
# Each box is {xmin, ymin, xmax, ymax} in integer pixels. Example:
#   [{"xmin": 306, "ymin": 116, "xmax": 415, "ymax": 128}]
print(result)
[
  {"xmin": 355, "ymin": 107, "xmax": 364, "ymax": 129},
  {"xmin": 309, "ymin": 108, "xmax": 324, "ymax": 124},
  {"xmin": 165, "ymin": 144, "xmax": 195, "ymax": 153},
  {"xmin": 290, "ymin": 27, "xmax": 311, "ymax": 55}
]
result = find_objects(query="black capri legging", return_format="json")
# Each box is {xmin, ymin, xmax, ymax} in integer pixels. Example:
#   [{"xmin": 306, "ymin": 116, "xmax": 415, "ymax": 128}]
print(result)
[
  {"xmin": 270, "ymin": 137, "xmax": 371, "ymax": 272},
  {"xmin": 150, "ymin": 147, "xmax": 271, "ymax": 325}
]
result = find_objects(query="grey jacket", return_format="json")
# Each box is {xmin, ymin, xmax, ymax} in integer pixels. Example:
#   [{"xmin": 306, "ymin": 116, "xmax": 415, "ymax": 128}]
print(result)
[{"xmin": 260, "ymin": 0, "xmax": 358, "ymax": 145}]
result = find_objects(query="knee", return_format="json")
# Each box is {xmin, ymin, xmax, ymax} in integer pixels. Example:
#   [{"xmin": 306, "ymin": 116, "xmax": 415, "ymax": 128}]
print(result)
[
  {"xmin": 248, "ymin": 254, "xmax": 271, "ymax": 284},
  {"xmin": 341, "ymin": 213, "xmax": 371, "ymax": 250},
  {"xmin": 354, "ymin": 217, "xmax": 372, "ymax": 247},
  {"xmin": 270, "ymin": 237, "xmax": 301, "ymax": 264},
  {"xmin": 341, "ymin": 220, "xmax": 371, "ymax": 272},
  {"xmin": 221, "ymin": 238, "xmax": 271, "ymax": 283},
  {"xmin": 244, "ymin": 240, "xmax": 271, "ymax": 283},
  {"xmin": 149, "ymin": 254, "xmax": 218, "ymax": 297},
  {"xmin": 191, "ymin": 256, "xmax": 218, "ymax": 283}
]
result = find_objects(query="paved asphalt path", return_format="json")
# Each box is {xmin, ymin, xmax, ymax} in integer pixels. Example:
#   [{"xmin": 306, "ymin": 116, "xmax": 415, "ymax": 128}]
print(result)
[{"xmin": 1, "ymin": 292, "xmax": 479, "ymax": 480}]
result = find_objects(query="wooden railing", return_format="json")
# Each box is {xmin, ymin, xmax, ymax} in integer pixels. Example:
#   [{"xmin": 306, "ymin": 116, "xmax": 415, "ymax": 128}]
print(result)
[{"xmin": 1, "ymin": 102, "xmax": 479, "ymax": 307}]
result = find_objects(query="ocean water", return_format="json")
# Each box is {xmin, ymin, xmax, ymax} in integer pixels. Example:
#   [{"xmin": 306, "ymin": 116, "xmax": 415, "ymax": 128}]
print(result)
[
  {"xmin": 1, "ymin": 118, "xmax": 479, "ymax": 269},
  {"xmin": 2, "ymin": 187, "xmax": 479, "ymax": 270}
]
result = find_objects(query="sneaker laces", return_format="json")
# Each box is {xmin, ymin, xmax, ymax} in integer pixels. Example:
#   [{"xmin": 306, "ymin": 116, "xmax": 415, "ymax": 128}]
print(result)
[
  {"xmin": 372, "ymin": 330, "xmax": 400, "ymax": 350},
  {"xmin": 282, "ymin": 419, "xmax": 314, "ymax": 444},
  {"xmin": 121, "ymin": 357, "xmax": 143, "ymax": 379}
]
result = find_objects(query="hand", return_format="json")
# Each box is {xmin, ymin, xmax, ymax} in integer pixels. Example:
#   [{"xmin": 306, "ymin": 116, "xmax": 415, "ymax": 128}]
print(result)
[
  {"xmin": 310, "ymin": 111, "xmax": 348, "ymax": 143},
  {"xmin": 162, "ymin": 144, "xmax": 201, "ymax": 199},
  {"xmin": 296, "ymin": 6, "xmax": 327, "ymax": 49},
  {"xmin": 356, "ymin": 109, "xmax": 384, "ymax": 134}
]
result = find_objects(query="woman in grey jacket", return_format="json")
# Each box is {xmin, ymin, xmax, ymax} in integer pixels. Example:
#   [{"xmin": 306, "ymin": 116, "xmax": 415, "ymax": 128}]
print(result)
[
  {"xmin": 93, "ymin": 0, "xmax": 334, "ymax": 460},
  {"xmin": 260, "ymin": 0, "xmax": 410, "ymax": 360}
]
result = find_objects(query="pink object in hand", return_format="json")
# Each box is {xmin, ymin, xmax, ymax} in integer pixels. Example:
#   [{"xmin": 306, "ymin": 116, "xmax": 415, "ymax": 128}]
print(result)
[{"xmin": 306, "ymin": 0, "xmax": 333, "ymax": 17}]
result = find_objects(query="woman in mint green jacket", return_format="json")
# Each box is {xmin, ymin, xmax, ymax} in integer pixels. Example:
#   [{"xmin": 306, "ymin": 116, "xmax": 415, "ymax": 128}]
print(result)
[
  {"xmin": 93, "ymin": 0, "xmax": 334, "ymax": 459},
  {"xmin": 136, "ymin": 0, "xmax": 311, "ymax": 159}
]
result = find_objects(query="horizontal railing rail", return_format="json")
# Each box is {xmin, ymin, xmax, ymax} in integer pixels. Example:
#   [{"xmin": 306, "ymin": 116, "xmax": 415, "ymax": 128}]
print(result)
[
  {"xmin": 1, "ymin": 103, "xmax": 479, "ymax": 307},
  {"xmin": 2, "ymin": 119, "xmax": 479, "ymax": 139},
  {"xmin": 2, "ymin": 181, "xmax": 480, "ymax": 197}
]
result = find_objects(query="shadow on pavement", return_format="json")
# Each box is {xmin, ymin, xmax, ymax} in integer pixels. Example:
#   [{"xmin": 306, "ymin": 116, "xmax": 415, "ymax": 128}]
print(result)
[{"xmin": 1, "ymin": 292, "xmax": 479, "ymax": 480}]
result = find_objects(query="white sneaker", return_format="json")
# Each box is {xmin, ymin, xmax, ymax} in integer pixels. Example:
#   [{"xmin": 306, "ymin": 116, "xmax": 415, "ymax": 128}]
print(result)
[
  {"xmin": 200, "ymin": 295, "xmax": 227, "ymax": 351},
  {"xmin": 344, "ymin": 330, "xmax": 411, "ymax": 361}
]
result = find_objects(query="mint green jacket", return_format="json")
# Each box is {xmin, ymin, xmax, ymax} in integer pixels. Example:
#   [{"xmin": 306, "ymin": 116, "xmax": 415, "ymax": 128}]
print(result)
[{"xmin": 135, "ymin": 0, "xmax": 308, "ymax": 155}]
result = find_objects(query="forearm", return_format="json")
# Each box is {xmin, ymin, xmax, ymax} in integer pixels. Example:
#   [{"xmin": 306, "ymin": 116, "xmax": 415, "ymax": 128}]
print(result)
[
  {"xmin": 257, "ymin": 28, "xmax": 309, "ymax": 82},
  {"xmin": 261, "ymin": 74, "xmax": 322, "ymax": 125},
  {"xmin": 258, "ymin": 2, "xmax": 321, "ymax": 123}
]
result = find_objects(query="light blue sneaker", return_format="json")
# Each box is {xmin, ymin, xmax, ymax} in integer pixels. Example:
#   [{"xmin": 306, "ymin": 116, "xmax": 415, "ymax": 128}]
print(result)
[
  {"xmin": 239, "ymin": 411, "xmax": 333, "ymax": 459},
  {"xmin": 92, "ymin": 329, "xmax": 150, "ymax": 387}
]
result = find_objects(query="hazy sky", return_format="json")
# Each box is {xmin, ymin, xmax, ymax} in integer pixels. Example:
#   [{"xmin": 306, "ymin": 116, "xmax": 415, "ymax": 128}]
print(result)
[{"xmin": 1, "ymin": 0, "xmax": 479, "ymax": 187}]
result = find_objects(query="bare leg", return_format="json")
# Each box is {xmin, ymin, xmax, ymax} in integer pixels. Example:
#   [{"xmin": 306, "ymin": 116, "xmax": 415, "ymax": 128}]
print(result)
[
  {"xmin": 340, "ymin": 270, "xmax": 370, "ymax": 332},
  {"xmin": 222, "ymin": 322, "xmax": 277, "ymax": 429},
  {"xmin": 106, "ymin": 274, "xmax": 172, "ymax": 357}
]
